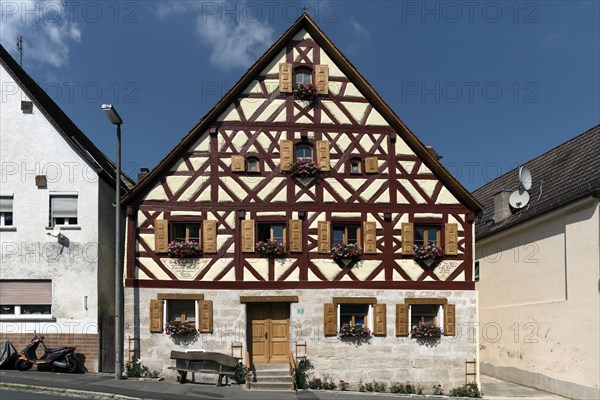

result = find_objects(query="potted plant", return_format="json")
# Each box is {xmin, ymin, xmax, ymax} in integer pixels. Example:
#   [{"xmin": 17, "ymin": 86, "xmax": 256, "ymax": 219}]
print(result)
[
  {"xmin": 287, "ymin": 159, "xmax": 321, "ymax": 186},
  {"xmin": 339, "ymin": 324, "xmax": 371, "ymax": 338},
  {"xmin": 255, "ymin": 239, "xmax": 287, "ymax": 258},
  {"xmin": 410, "ymin": 321, "xmax": 442, "ymax": 339},
  {"xmin": 293, "ymin": 83, "xmax": 318, "ymax": 102},
  {"xmin": 331, "ymin": 243, "xmax": 361, "ymax": 265},
  {"xmin": 412, "ymin": 243, "xmax": 443, "ymax": 268},
  {"xmin": 168, "ymin": 241, "xmax": 201, "ymax": 258},
  {"xmin": 164, "ymin": 320, "xmax": 197, "ymax": 337}
]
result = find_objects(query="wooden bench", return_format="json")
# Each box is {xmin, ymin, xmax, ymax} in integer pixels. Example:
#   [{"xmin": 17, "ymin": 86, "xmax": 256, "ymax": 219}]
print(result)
[{"xmin": 168, "ymin": 351, "xmax": 238, "ymax": 386}]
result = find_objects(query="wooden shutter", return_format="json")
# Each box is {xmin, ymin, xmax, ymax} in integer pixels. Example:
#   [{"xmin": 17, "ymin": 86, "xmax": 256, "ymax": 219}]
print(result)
[
  {"xmin": 365, "ymin": 156, "xmax": 378, "ymax": 173},
  {"xmin": 315, "ymin": 64, "xmax": 329, "ymax": 95},
  {"xmin": 149, "ymin": 299, "xmax": 163, "ymax": 333},
  {"xmin": 154, "ymin": 219, "xmax": 169, "ymax": 253},
  {"xmin": 401, "ymin": 223, "xmax": 414, "ymax": 255},
  {"xmin": 279, "ymin": 140, "xmax": 293, "ymax": 171},
  {"xmin": 289, "ymin": 219, "xmax": 303, "ymax": 252},
  {"xmin": 231, "ymin": 155, "xmax": 245, "ymax": 172},
  {"xmin": 363, "ymin": 221, "xmax": 377, "ymax": 254},
  {"xmin": 396, "ymin": 304, "xmax": 409, "ymax": 336},
  {"xmin": 445, "ymin": 223, "xmax": 458, "ymax": 255},
  {"xmin": 199, "ymin": 300, "xmax": 213, "ymax": 333},
  {"xmin": 241, "ymin": 219, "xmax": 255, "ymax": 252},
  {"xmin": 317, "ymin": 221, "xmax": 331, "ymax": 253},
  {"xmin": 323, "ymin": 303, "xmax": 337, "ymax": 336},
  {"xmin": 279, "ymin": 63, "xmax": 293, "ymax": 93},
  {"xmin": 373, "ymin": 304, "xmax": 386, "ymax": 336},
  {"xmin": 444, "ymin": 304, "xmax": 456, "ymax": 336},
  {"xmin": 316, "ymin": 140, "xmax": 330, "ymax": 171},
  {"xmin": 202, "ymin": 220, "xmax": 217, "ymax": 253}
]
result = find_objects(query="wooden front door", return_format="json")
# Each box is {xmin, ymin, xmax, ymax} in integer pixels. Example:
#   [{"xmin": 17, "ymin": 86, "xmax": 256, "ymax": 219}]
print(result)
[{"xmin": 248, "ymin": 303, "xmax": 290, "ymax": 364}]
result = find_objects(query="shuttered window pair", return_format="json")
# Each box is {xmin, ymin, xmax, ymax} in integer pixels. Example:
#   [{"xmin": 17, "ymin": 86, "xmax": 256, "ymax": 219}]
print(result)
[
  {"xmin": 323, "ymin": 302, "xmax": 387, "ymax": 336},
  {"xmin": 395, "ymin": 303, "xmax": 455, "ymax": 337},
  {"xmin": 401, "ymin": 223, "xmax": 458, "ymax": 255},
  {"xmin": 241, "ymin": 220, "xmax": 303, "ymax": 253},
  {"xmin": 318, "ymin": 221, "xmax": 377, "ymax": 254},
  {"xmin": 279, "ymin": 63, "xmax": 329, "ymax": 95},
  {"xmin": 154, "ymin": 219, "xmax": 217, "ymax": 253},
  {"xmin": 279, "ymin": 140, "xmax": 330, "ymax": 172},
  {"xmin": 149, "ymin": 297, "xmax": 213, "ymax": 334}
]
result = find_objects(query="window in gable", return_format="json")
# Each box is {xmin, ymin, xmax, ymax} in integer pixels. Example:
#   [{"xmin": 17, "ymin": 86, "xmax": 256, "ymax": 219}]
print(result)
[
  {"xmin": 50, "ymin": 194, "xmax": 78, "ymax": 227},
  {"xmin": 349, "ymin": 159, "xmax": 362, "ymax": 174},
  {"xmin": 415, "ymin": 225, "xmax": 441, "ymax": 246},
  {"xmin": 332, "ymin": 224, "xmax": 360, "ymax": 246},
  {"xmin": 172, "ymin": 222, "xmax": 200, "ymax": 243},
  {"xmin": 295, "ymin": 144, "xmax": 313, "ymax": 161},
  {"xmin": 294, "ymin": 67, "xmax": 312, "ymax": 85},
  {"xmin": 246, "ymin": 157, "xmax": 260, "ymax": 172},
  {"xmin": 257, "ymin": 223, "xmax": 286, "ymax": 244}
]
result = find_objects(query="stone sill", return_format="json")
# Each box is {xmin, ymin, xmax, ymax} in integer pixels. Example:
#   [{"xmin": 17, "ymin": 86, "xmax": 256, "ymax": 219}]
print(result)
[
  {"xmin": 0, "ymin": 227, "xmax": 16, "ymax": 232},
  {"xmin": 45, "ymin": 226, "xmax": 81, "ymax": 231}
]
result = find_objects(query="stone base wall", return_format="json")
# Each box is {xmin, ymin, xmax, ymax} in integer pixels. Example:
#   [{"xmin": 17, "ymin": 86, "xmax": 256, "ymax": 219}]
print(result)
[
  {"xmin": 0, "ymin": 332, "xmax": 99, "ymax": 372},
  {"xmin": 125, "ymin": 287, "xmax": 478, "ymax": 391}
]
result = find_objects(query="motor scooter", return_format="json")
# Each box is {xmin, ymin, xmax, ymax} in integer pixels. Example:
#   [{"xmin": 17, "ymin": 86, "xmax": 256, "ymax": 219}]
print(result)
[{"xmin": 15, "ymin": 334, "xmax": 78, "ymax": 373}]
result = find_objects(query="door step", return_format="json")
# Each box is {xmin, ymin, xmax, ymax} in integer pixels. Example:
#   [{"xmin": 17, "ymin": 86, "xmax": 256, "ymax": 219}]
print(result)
[{"xmin": 251, "ymin": 363, "xmax": 294, "ymax": 391}]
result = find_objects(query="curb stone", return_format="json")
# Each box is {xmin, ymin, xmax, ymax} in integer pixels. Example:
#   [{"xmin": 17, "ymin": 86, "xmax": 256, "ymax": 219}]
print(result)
[{"xmin": 0, "ymin": 383, "xmax": 141, "ymax": 400}]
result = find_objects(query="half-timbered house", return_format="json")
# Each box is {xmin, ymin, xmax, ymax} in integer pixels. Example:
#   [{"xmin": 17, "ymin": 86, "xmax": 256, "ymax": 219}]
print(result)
[{"xmin": 122, "ymin": 14, "xmax": 482, "ymax": 390}]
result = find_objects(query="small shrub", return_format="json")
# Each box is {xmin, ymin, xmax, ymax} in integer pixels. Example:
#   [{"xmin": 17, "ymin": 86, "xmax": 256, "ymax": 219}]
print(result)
[
  {"xmin": 450, "ymin": 383, "xmax": 483, "ymax": 398},
  {"xmin": 416, "ymin": 383, "xmax": 424, "ymax": 395},
  {"xmin": 322, "ymin": 375, "xmax": 336, "ymax": 390},
  {"xmin": 233, "ymin": 362, "xmax": 247, "ymax": 384},
  {"xmin": 308, "ymin": 377, "xmax": 322, "ymax": 389},
  {"xmin": 147, "ymin": 370, "xmax": 160, "ymax": 379},
  {"xmin": 432, "ymin": 384, "xmax": 444, "ymax": 395},
  {"xmin": 125, "ymin": 355, "xmax": 158, "ymax": 379},
  {"xmin": 339, "ymin": 380, "xmax": 349, "ymax": 391},
  {"xmin": 374, "ymin": 381, "xmax": 387, "ymax": 392},
  {"xmin": 294, "ymin": 358, "xmax": 314, "ymax": 389},
  {"xmin": 358, "ymin": 380, "xmax": 366, "ymax": 392}
]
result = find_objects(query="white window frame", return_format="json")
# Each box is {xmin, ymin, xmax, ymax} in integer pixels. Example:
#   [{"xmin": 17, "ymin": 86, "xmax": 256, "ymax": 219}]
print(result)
[
  {"xmin": 162, "ymin": 299, "xmax": 199, "ymax": 327},
  {"xmin": 336, "ymin": 303, "xmax": 373, "ymax": 332},
  {"xmin": 49, "ymin": 192, "xmax": 79, "ymax": 227},
  {"xmin": 408, "ymin": 304, "xmax": 444, "ymax": 334},
  {"xmin": 0, "ymin": 304, "xmax": 53, "ymax": 320},
  {"xmin": 0, "ymin": 194, "xmax": 14, "ymax": 227}
]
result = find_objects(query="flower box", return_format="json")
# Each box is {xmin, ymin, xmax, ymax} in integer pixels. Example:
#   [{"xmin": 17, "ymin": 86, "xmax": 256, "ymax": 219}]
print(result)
[
  {"xmin": 410, "ymin": 322, "xmax": 442, "ymax": 339},
  {"xmin": 293, "ymin": 83, "xmax": 318, "ymax": 102},
  {"xmin": 288, "ymin": 159, "xmax": 320, "ymax": 179},
  {"xmin": 168, "ymin": 241, "xmax": 201, "ymax": 258},
  {"xmin": 339, "ymin": 324, "xmax": 371, "ymax": 338},
  {"xmin": 413, "ymin": 243, "xmax": 443, "ymax": 268},
  {"xmin": 255, "ymin": 239, "xmax": 287, "ymax": 258},
  {"xmin": 164, "ymin": 320, "xmax": 197, "ymax": 337},
  {"xmin": 331, "ymin": 243, "xmax": 361, "ymax": 261}
]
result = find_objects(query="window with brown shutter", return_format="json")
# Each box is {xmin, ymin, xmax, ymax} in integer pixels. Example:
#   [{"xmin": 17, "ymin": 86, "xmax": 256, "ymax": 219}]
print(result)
[
  {"xmin": 396, "ymin": 304, "xmax": 409, "ymax": 336},
  {"xmin": 149, "ymin": 299, "xmax": 163, "ymax": 333},
  {"xmin": 317, "ymin": 221, "xmax": 331, "ymax": 253},
  {"xmin": 373, "ymin": 303, "xmax": 387, "ymax": 336},
  {"xmin": 199, "ymin": 300, "xmax": 213, "ymax": 333},
  {"xmin": 401, "ymin": 223, "xmax": 414, "ymax": 255},
  {"xmin": 231, "ymin": 155, "xmax": 245, "ymax": 172},
  {"xmin": 279, "ymin": 63, "xmax": 293, "ymax": 93},
  {"xmin": 241, "ymin": 219, "xmax": 255, "ymax": 252},
  {"xmin": 363, "ymin": 221, "xmax": 377, "ymax": 254},
  {"xmin": 444, "ymin": 304, "xmax": 456, "ymax": 336},
  {"xmin": 202, "ymin": 220, "xmax": 217, "ymax": 253},
  {"xmin": 445, "ymin": 223, "xmax": 458, "ymax": 255},
  {"xmin": 154, "ymin": 219, "xmax": 169, "ymax": 253},
  {"xmin": 365, "ymin": 156, "xmax": 378, "ymax": 173},
  {"xmin": 316, "ymin": 140, "xmax": 330, "ymax": 171},
  {"xmin": 288, "ymin": 219, "xmax": 302, "ymax": 252},
  {"xmin": 323, "ymin": 303, "xmax": 337, "ymax": 336},
  {"xmin": 280, "ymin": 140, "xmax": 293, "ymax": 171},
  {"xmin": 315, "ymin": 64, "xmax": 329, "ymax": 95}
]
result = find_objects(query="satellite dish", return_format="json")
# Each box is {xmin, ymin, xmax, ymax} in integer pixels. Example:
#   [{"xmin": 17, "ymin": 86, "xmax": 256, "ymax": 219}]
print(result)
[
  {"xmin": 509, "ymin": 189, "xmax": 530, "ymax": 209},
  {"xmin": 519, "ymin": 166, "xmax": 532, "ymax": 191}
]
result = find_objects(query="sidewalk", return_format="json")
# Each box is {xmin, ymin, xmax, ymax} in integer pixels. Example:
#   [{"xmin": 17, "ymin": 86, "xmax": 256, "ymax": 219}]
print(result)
[{"xmin": 0, "ymin": 369, "xmax": 571, "ymax": 400}]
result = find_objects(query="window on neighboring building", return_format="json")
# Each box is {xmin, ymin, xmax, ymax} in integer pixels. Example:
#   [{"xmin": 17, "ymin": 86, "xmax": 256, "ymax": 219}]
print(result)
[
  {"xmin": 171, "ymin": 222, "xmax": 200, "ymax": 243},
  {"xmin": 294, "ymin": 67, "xmax": 312, "ymax": 85},
  {"xmin": 332, "ymin": 224, "xmax": 361, "ymax": 246},
  {"xmin": 295, "ymin": 144, "xmax": 313, "ymax": 161},
  {"xmin": 257, "ymin": 223, "xmax": 286, "ymax": 244},
  {"xmin": 0, "ymin": 280, "xmax": 52, "ymax": 319},
  {"xmin": 246, "ymin": 157, "xmax": 260, "ymax": 172},
  {"xmin": 0, "ymin": 195, "xmax": 13, "ymax": 226},
  {"xmin": 349, "ymin": 159, "xmax": 362, "ymax": 174},
  {"xmin": 474, "ymin": 261, "xmax": 480, "ymax": 282},
  {"xmin": 50, "ymin": 194, "xmax": 78, "ymax": 226},
  {"xmin": 415, "ymin": 225, "xmax": 441, "ymax": 246}
]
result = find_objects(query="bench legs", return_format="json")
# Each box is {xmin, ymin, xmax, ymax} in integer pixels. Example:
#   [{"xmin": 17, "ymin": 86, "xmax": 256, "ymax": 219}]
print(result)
[{"xmin": 178, "ymin": 370, "xmax": 187, "ymax": 384}]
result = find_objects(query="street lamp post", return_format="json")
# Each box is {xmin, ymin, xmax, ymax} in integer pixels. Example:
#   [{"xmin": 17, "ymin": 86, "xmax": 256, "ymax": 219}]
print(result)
[{"xmin": 101, "ymin": 104, "xmax": 124, "ymax": 380}]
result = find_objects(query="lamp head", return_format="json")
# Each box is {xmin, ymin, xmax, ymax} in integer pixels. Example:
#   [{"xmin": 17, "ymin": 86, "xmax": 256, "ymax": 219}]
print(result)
[{"xmin": 101, "ymin": 104, "xmax": 123, "ymax": 125}]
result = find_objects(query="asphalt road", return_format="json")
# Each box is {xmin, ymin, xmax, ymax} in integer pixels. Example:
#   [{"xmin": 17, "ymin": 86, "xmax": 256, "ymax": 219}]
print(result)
[{"xmin": 0, "ymin": 389, "xmax": 88, "ymax": 399}]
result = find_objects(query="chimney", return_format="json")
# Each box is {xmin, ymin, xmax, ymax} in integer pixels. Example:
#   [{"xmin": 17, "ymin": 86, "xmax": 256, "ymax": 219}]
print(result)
[
  {"xmin": 426, "ymin": 146, "xmax": 443, "ymax": 160},
  {"xmin": 137, "ymin": 168, "xmax": 150, "ymax": 183},
  {"xmin": 493, "ymin": 190, "xmax": 513, "ymax": 222}
]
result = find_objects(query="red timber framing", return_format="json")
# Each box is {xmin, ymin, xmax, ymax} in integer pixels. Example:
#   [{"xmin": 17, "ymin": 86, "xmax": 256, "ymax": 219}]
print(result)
[{"xmin": 122, "ymin": 13, "xmax": 481, "ymax": 291}]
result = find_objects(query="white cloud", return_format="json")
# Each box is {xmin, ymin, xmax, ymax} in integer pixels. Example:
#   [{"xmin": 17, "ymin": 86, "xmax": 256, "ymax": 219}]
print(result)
[
  {"xmin": 351, "ymin": 19, "xmax": 370, "ymax": 38},
  {"xmin": 154, "ymin": 0, "xmax": 274, "ymax": 70},
  {"xmin": 0, "ymin": 0, "xmax": 81, "ymax": 68}
]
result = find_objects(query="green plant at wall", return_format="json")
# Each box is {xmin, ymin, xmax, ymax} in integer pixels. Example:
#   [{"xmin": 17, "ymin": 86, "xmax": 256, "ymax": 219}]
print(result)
[
  {"xmin": 294, "ymin": 358, "xmax": 314, "ymax": 389},
  {"xmin": 359, "ymin": 379, "xmax": 386, "ymax": 393},
  {"xmin": 233, "ymin": 362, "xmax": 248, "ymax": 384},
  {"xmin": 125, "ymin": 355, "xmax": 159, "ymax": 378},
  {"xmin": 321, "ymin": 375, "xmax": 336, "ymax": 390},
  {"xmin": 432, "ymin": 384, "xmax": 444, "ymax": 395},
  {"xmin": 339, "ymin": 380, "xmax": 349, "ymax": 391},
  {"xmin": 450, "ymin": 383, "xmax": 483, "ymax": 398}
]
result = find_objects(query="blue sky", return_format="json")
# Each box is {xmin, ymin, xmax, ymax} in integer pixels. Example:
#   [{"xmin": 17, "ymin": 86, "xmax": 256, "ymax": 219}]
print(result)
[{"xmin": 2, "ymin": 0, "xmax": 598, "ymax": 191}]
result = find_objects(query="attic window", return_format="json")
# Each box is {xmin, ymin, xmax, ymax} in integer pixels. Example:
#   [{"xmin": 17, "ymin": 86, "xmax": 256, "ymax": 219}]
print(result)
[
  {"xmin": 21, "ymin": 101, "xmax": 33, "ymax": 114},
  {"xmin": 295, "ymin": 68, "xmax": 312, "ymax": 85}
]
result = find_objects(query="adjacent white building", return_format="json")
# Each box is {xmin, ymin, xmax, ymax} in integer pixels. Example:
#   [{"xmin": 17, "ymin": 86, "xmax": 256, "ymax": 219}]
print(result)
[
  {"xmin": 474, "ymin": 125, "xmax": 600, "ymax": 400},
  {"xmin": 0, "ymin": 43, "xmax": 133, "ymax": 372}
]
